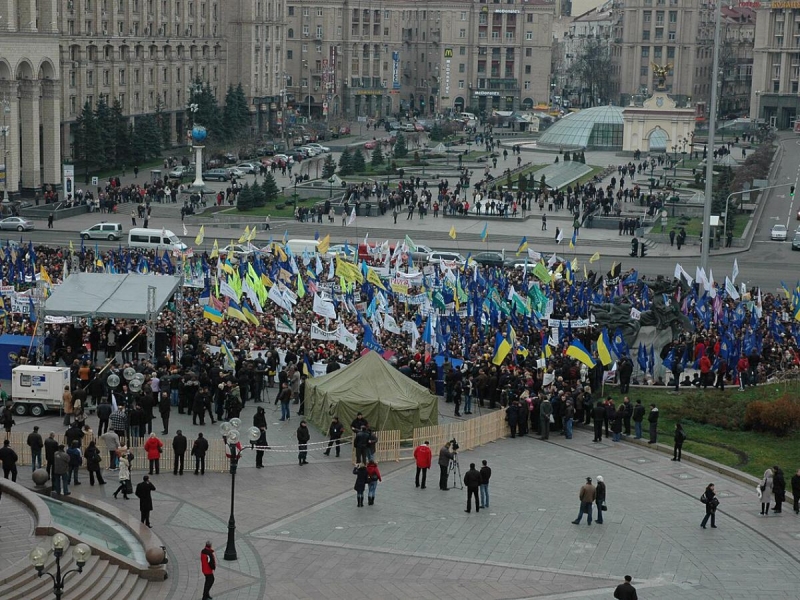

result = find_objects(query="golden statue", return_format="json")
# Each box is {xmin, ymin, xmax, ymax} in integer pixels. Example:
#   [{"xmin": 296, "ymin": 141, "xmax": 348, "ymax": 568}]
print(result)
[{"xmin": 651, "ymin": 62, "xmax": 673, "ymax": 90}]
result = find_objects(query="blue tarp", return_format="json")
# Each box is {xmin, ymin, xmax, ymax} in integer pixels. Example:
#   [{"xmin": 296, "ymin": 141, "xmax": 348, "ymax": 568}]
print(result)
[{"xmin": 0, "ymin": 334, "xmax": 36, "ymax": 380}]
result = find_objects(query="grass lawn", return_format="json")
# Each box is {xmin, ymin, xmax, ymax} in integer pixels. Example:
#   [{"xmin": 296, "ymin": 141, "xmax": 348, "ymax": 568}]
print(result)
[
  {"xmin": 575, "ymin": 165, "xmax": 604, "ymax": 187},
  {"xmin": 605, "ymin": 382, "xmax": 800, "ymax": 478},
  {"xmin": 664, "ymin": 215, "xmax": 747, "ymax": 238}
]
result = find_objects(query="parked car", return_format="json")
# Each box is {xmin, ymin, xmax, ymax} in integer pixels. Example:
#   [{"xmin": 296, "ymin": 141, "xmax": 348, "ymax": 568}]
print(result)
[
  {"xmin": 299, "ymin": 146, "xmax": 320, "ymax": 157},
  {"xmin": 237, "ymin": 162, "xmax": 259, "ymax": 174},
  {"xmin": 168, "ymin": 165, "xmax": 192, "ymax": 179},
  {"xmin": 471, "ymin": 251, "xmax": 506, "ymax": 266},
  {"xmin": 793, "ymin": 232, "xmax": 800, "ymax": 251},
  {"xmin": 220, "ymin": 244, "xmax": 256, "ymax": 256},
  {"xmin": 364, "ymin": 140, "xmax": 377, "ymax": 150},
  {"xmin": 227, "ymin": 167, "xmax": 247, "ymax": 179},
  {"xmin": 408, "ymin": 244, "xmax": 434, "ymax": 262},
  {"xmin": 0, "ymin": 217, "xmax": 34, "ymax": 231},
  {"xmin": 427, "ymin": 251, "xmax": 466, "ymax": 266},
  {"xmin": 80, "ymin": 222, "xmax": 123, "ymax": 241},
  {"xmin": 202, "ymin": 169, "xmax": 230, "ymax": 181},
  {"xmin": 770, "ymin": 224, "xmax": 788, "ymax": 241}
]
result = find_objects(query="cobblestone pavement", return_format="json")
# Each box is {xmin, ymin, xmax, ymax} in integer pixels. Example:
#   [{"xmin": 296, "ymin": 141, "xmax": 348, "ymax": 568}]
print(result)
[{"xmin": 18, "ymin": 406, "xmax": 798, "ymax": 600}]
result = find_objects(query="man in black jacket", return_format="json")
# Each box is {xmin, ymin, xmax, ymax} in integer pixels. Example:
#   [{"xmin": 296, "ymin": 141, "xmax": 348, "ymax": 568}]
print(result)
[
  {"xmin": 26, "ymin": 426, "xmax": 44, "ymax": 472},
  {"xmin": 613, "ymin": 575, "xmax": 638, "ymax": 599},
  {"xmin": 632, "ymin": 400, "xmax": 645, "ymax": 439},
  {"xmin": 96, "ymin": 400, "xmax": 112, "ymax": 436},
  {"xmin": 44, "ymin": 431, "xmax": 59, "ymax": 480},
  {"xmin": 323, "ymin": 416, "xmax": 344, "ymax": 457},
  {"xmin": 296, "ymin": 421, "xmax": 310, "ymax": 465},
  {"xmin": 592, "ymin": 402, "xmax": 605, "ymax": 442},
  {"xmin": 0, "ymin": 439, "xmax": 19, "ymax": 482},
  {"xmin": 172, "ymin": 430, "xmax": 187, "ymax": 475},
  {"xmin": 622, "ymin": 397, "xmax": 633, "ymax": 436},
  {"xmin": 648, "ymin": 404, "xmax": 659, "ymax": 444},
  {"xmin": 192, "ymin": 432, "xmax": 209, "ymax": 475},
  {"xmin": 479, "ymin": 460, "xmax": 492, "ymax": 509},
  {"xmin": 463, "ymin": 463, "xmax": 482, "ymax": 513},
  {"xmin": 159, "ymin": 392, "xmax": 171, "ymax": 435},
  {"xmin": 438, "ymin": 441, "xmax": 455, "ymax": 490},
  {"xmin": 618, "ymin": 357, "xmax": 633, "ymax": 393},
  {"xmin": 353, "ymin": 425, "xmax": 371, "ymax": 464},
  {"xmin": 135, "ymin": 475, "xmax": 156, "ymax": 527}
]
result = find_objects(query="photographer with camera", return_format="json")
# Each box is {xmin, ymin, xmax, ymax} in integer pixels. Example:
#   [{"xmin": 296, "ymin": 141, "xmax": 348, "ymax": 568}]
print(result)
[{"xmin": 438, "ymin": 440, "xmax": 456, "ymax": 491}]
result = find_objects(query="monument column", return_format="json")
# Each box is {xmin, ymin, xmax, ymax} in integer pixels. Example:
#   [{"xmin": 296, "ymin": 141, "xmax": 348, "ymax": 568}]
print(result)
[
  {"xmin": 18, "ymin": 79, "xmax": 41, "ymax": 191},
  {"xmin": 40, "ymin": 79, "xmax": 61, "ymax": 186}
]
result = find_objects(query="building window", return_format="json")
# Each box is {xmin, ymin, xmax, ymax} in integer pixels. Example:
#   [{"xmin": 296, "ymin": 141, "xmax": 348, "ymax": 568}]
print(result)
[
  {"xmin": 458, "ymin": 80, "xmax": 465, "ymax": 89},
  {"xmin": 288, "ymin": 28, "xmax": 294, "ymax": 38},
  {"xmin": 119, "ymin": 69, "xmax": 125, "ymax": 84},
  {"xmin": 527, "ymin": 14, "xmax": 533, "ymax": 23},
  {"xmin": 302, "ymin": 7, "xmax": 309, "ymax": 16},
  {"xmin": 643, "ymin": 30, "xmax": 650, "ymax": 40},
  {"xmin": 641, "ymin": 66, "xmax": 648, "ymax": 76},
  {"xmin": 525, "ymin": 65, "xmax": 531, "ymax": 74},
  {"xmin": 317, "ymin": 8, "xmax": 322, "ymax": 16},
  {"xmin": 525, "ymin": 48, "xmax": 531, "ymax": 57},
  {"xmin": 459, "ymin": 28, "xmax": 466, "ymax": 38},
  {"xmin": 302, "ymin": 25, "xmax": 309, "ymax": 36},
  {"xmin": 459, "ymin": 63, "xmax": 465, "ymax": 73},
  {"xmin": 641, "ymin": 47, "xmax": 649, "ymax": 58},
  {"xmin": 525, "ymin": 31, "xmax": 532, "ymax": 40},
  {"xmin": 288, "ymin": 6, "xmax": 293, "ymax": 15},
  {"xmin": 287, "ymin": 49, "xmax": 293, "ymax": 59},
  {"xmin": 461, "ymin": 11, "xmax": 467, "ymax": 20},
  {"xmin": 669, "ymin": 10, "xmax": 677, "ymax": 22},
  {"xmin": 668, "ymin": 32, "xmax": 675, "ymax": 41},
  {"xmin": 643, "ymin": 11, "xmax": 651, "ymax": 22},
  {"xmin": 667, "ymin": 46, "xmax": 675, "ymax": 59},
  {"xmin": 302, "ymin": 44, "xmax": 308, "ymax": 52}
]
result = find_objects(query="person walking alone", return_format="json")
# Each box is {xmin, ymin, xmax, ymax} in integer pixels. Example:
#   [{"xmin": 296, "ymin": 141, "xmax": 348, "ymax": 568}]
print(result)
[
  {"xmin": 296, "ymin": 420, "xmax": 310, "ymax": 465},
  {"xmin": 463, "ymin": 463, "xmax": 482, "ymax": 513},
  {"xmin": 672, "ymin": 423, "xmax": 686, "ymax": 461},
  {"xmin": 700, "ymin": 482, "xmax": 719, "ymax": 528},
  {"xmin": 438, "ymin": 441, "xmax": 455, "ymax": 491},
  {"xmin": 135, "ymin": 475, "xmax": 156, "ymax": 527},
  {"xmin": 0, "ymin": 439, "xmax": 18, "ymax": 481},
  {"xmin": 614, "ymin": 575, "xmax": 638, "ymax": 600},
  {"xmin": 413, "ymin": 441, "xmax": 432, "ymax": 489},
  {"xmin": 84, "ymin": 440, "xmax": 106, "ymax": 486},
  {"xmin": 113, "ymin": 448, "xmax": 132, "ymax": 499},
  {"xmin": 201, "ymin": 541, "xmax": 216, "ymax": 600},
  {"xmin": 572, "ymin": 477, "xmax": 596, "ymax": 525},
  {"xmin": 323, "ymin": 416, "xmax": 344, "ymax": 457},
  {"xmin": 366, "ymin": 459, "xmax": 382, "ymax": 505},
  {"xmin": 479, "ymin": 460, "xmax": 492, "ymax": 509}
]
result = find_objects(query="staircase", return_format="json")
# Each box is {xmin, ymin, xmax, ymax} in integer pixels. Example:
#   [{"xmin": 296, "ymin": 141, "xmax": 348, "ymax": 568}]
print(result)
[{"xmin": 0, "ymin": 552, "xmax": 149, "ymax": 600}]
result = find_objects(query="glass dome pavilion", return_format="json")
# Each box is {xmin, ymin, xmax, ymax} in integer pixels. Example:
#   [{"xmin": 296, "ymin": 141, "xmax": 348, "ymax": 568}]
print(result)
[{"xmin": 538, "ymin": 105, "xmax": 624, "ymax": 150}]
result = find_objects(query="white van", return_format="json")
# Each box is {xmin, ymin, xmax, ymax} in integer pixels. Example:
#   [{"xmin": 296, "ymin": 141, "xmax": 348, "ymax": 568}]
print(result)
[
  {"xmin": 286, "ymin": 239, "xmax": 320, "ymax": 255},
  {"xmin": 128, "ymin": 228, "xmax": 187, "ymax": 251},
  {"xmin": 11, "ymin": 365, "xmax": 71, "ymax": 416}
]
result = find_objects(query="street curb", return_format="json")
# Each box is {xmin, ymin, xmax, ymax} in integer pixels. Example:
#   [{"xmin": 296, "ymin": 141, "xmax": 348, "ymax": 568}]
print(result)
[{"xmin": 740, "ymin": 141, "xmax": 783, "ymax": 255}]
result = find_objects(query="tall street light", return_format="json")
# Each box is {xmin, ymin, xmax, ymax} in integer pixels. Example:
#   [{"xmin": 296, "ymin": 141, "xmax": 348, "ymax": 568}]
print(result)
[
  {"xmin": 29, "ymin": 533, "xmax": 91, "ymax": 599},
  {"xmin": 219, "ymin": 418, "xmax": 260, "ymax": 561},
  {"xmin": 1, "ymin": 96, "xmax": 11, "ymax": 202}
]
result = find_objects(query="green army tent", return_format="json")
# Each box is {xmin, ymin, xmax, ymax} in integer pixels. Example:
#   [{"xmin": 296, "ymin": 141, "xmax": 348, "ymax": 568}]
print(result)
[{"xmin": 305, "ymin": 351, "xmax": 438, "ymax": 439}]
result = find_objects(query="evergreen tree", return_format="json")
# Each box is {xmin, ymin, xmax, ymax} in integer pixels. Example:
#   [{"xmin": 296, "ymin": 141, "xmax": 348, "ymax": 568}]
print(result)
[
  {"xmin": 137, "ymin": 115, "xmax": 162, "ymax": 159},
  {"xmin": 351, "ymin": 148, "xmax": 367, "ymax": 173},
  {"xmin": 128, "ymin": 122, "xmax": 147, "ymax": 165},
  {"xmin": 154, "ymin": 97, "xmax": 172, "ymax": 150},
  {"xmin": 322, "ymin": 154, "xmax": 337, "ymax": 178},
  {"xmin": 187, "ymin": 78, "xmax": 222, "ymax": 138},
  {"xmin": 262, "ymin": 171, "xmax": 280, "ymax": 203},
  {"xmin": 73, "ymin": 101, "xmax": 101, "ymax": 173},
  {"xmin": 251, "ymin": 179, "xmax": 267, "ymax": 208},
  {"xmin": 430, "ymin": 122, "xmax": 444, "ymax": 142},
  {"xmin": 93, "ymin": 98, "xmax": 117, "ymax": 167},
  {"xmin": 222, "ymin": 83, "xmax": 250, "ymax": 142},
  {"xmin": 393, "ymin": 133, "xmax": 408, "ymax": 158},
  {"xmin": 237, "ymin": 183, "xmax": 255, "ymax": 211},
  {"xmin": 371, "ymin": 145, "xmax": 385, "ymax": 167},
  {"xmin": 111, "ymin": 99, "xmax": 131, "ymax": 167},
  {"xmin": 338, "ymin": 147, "xmax": 354, "ymax": 175},
  {"xmin": 518, "ymin": 175, "xmax": 527, "ymax": 192}
]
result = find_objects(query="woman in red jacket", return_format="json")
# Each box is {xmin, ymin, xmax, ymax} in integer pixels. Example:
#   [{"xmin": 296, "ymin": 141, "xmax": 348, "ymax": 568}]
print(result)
[
  {"xmin": 143, "ymin": 433, "xmax": 164, "ymax": 475},
  {"xmin": 200, "ymin": 541, "xmax": 216, "ymax": 600},
  {"xmin": 366, "ymin": 459, "xmax": 382, "ymax": 506},
  {"xmin": 413, "ymin": 441, "xmax": 432, "ymax": 489},
  {"xmin": 699, "ymin": 353, "xmax": 712, "ymax": 389}
]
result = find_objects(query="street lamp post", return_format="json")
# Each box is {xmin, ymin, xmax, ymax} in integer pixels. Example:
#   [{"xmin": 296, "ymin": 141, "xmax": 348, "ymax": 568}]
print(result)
[
  {"xmin": 29, "ymin": 533, "xmax": 91, "ymax": 599},
  {"xmin": 219, "ymin": 419, "xmax": 260, "ymax": 561},
  {"xmin": 328, "ymin": 176, "xmax": 335, "ymax": 198},
  {"xmin": 1, "ymin": 97, "xmax": 10, "ymax": 202},
  {"xmin": 724, "ymin": 183, "xmax": 791, "ymax": 235}
]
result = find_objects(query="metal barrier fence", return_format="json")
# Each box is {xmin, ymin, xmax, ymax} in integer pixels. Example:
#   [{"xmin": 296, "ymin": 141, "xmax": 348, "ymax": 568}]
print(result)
[{"xmin": 6, "ymin": 410, "xmax": 508, "ymax": 475}]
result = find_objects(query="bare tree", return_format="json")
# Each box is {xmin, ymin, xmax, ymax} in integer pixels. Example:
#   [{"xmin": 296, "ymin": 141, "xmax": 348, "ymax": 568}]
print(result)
[{"xmin": 569, "ymin": 38, "xmax": 614, "ymax": 107}]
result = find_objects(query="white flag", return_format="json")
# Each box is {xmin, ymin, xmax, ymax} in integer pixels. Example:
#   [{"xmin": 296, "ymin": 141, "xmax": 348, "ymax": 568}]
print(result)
[
  {"xmin": 347, "ymin": 207, "xmax": 356, "ymax": 226},
  {"xmin": 556, "ymin": 229, "xmax": 564, "ymax": 244},
  {"xmin": 674, "ymin": 263, "xmax": 682, "ymax": 280},
  {"xmin": 707, "ymin": 268, "xmax": 716, "ymax": 298},
  {"xmin": 547, "ymin": 253, "xmax": 558, "ymax": 268},
  {"xmin": 679, "ymin": 266, "xmax": 694, "ymax": 287},
  {"xmin": 527, "ymin": 248, "xmax": 542, "ymax": 261},
  {"xmin": 183, "ymin": 223, "xmax": 188, "ymax": 236},
  {"xmin": 383, "ymin": 314, "xmax": 402, "ymax": 334},
  {"xmin": 312, "ymin": 293, "xmax": 337, "ymax": 320},
  {"xmin": 732, "ymin": 258, "xmax": 739, "ymax": 283},
  {"xmin": 337, "ymin": 324, "xmax": 358, "ymax": 350},
  {"xmin": 267, "ymin": 284, "xmax": 293, "ymax": 312},
  {"xmin": 724, "ymin": 276, "xmax": 740, "ymax": 300}
]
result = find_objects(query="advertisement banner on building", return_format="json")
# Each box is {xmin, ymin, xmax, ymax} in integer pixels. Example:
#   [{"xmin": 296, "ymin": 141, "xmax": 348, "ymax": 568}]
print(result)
[
  {"xmin": 330, "ymin": 46, "xmax": 338, "ymax": 94},
  {"xmin": 63, "ymin": 165, "xmax": 74, "ymax": 199},
  {"xmin": 392, "ymin": 52, "xmax": 400, "ymax": 90}
]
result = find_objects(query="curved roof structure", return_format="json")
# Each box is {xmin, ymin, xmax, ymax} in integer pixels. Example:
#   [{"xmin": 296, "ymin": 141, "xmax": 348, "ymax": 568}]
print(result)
[{"xmin": 538, "ymin": 105, "xmax": 624, "ymax": 150}]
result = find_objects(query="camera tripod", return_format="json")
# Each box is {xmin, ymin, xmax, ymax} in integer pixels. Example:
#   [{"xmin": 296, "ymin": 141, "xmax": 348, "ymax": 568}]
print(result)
[{"xmin": 448, "ymin": 455, "xmax": 463, "ymax": 490}]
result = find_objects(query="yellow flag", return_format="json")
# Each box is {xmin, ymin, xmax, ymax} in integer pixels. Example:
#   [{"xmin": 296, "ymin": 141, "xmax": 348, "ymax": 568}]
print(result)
[
  {"xmin": 69, "ymin": 240, "xmax": 74, "ymax": 253},
  {"xmin": 248, "ymin": 225, "xmax": 258, "ymax": 242},
  {"xmin": 449, "ymin": 225, "xmax": 457, "ymax": 240},
  {"xmin": 40, "ymin": 266, "xmax": 52, "ymax": 285},
  {"xmin": 239, "ymin": 226, "xmax": 250, "ymax": 244},
  {"xmin": 195, "ymin": 225, "xmax": 205, "ymax": 246},
  {"xmin": 210, "ymin": 239, "xmax": 219, "ymax": 258},
  {"xmin": 589, "ymin": 252, "xmax": 600, "ymax": 263},
  {"xmin": 275, "ymin": 244, "xmax": 287, "ymax": 262},
  {"xmin": 366, "ymin": 267, "xmax": 386, "ymax": 290},
  {"xmin": 571, "ymin": 257, "xmax": 578, "ymax": 271},
  {"xmin": 297, "ymin": 274, "xmax": 306, "ymax": 298},
  {"xmin": 569, "ymin": 240, "xmax": 574, "ymax": 249},
  {"xmin": 317, "ymin": 234, "xmax": 330, "ymax": 255},
  {"xmin": 584, "ymin": 263, "xmax": 588, "ymax": 279}
]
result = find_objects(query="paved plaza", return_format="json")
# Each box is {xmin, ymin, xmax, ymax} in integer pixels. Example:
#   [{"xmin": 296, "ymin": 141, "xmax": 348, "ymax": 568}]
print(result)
[{"xmin": 13, "ymin": 399, "xmax": 800, "ymax": 600}]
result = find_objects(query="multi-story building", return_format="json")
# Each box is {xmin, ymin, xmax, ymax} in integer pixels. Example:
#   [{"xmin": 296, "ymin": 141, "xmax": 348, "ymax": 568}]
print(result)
[
  {"xmin": 719, "ymin": 5, "xmax": 754, "ymax": 120},
  {"xmin": 750, "ymin": 5, "xmax": 800, "ymax": 129},
  {"xmin": 609, "ymin": 0, "xmax": 715, "ymax": 108},
  {"xmin": 0, "ymin": 0, "xmax": 293, "ymax": 196},
  {"xmin": 283, "ymin": 0, "xmax": 556, "ymax": 121}
]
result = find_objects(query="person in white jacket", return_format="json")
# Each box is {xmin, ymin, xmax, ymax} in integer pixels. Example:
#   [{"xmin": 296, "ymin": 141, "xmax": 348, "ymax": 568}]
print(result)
[{"xmin": 113, "ymin": 447, "xmax": 133, "ymax": 500}]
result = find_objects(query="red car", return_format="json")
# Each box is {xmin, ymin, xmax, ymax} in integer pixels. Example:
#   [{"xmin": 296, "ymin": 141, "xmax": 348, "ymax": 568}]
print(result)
[{"xmin": 364, "ymin": 140, "xmax": 377, "ymax": 149}]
